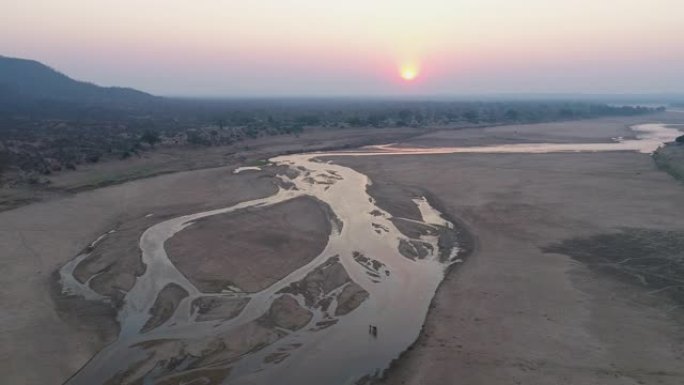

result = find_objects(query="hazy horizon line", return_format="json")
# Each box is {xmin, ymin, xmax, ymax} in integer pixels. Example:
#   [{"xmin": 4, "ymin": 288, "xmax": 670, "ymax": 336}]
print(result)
[
  {"xmin": 3, "ymin": 54, "xmax": 684, "ymax": 103},
  {"xmin": 163, "ymin": 92, "xmax": 684, "ymax": 102}
]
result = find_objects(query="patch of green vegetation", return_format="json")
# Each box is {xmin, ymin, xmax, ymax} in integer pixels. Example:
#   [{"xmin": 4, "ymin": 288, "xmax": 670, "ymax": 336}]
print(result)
[
  {"xmin": 247, "ymin": 159, "xmax": 271, "ymax": 167},
  {"xmin": 543, "ymin": 228, "xmax": 684, "ymax": 305},
  {"xmin": 653, "ymin": 143, "xmax": 684, "ymax": 183}
]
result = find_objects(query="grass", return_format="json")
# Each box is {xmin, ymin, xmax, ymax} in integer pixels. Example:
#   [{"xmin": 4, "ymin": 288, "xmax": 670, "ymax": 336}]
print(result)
[
  {"xmin": 653, "ymin": 143, "xmax": 684, "ymax": 183},
  {"xmin": 246, "ymin": 159, "xmax": 271, "ymax": 167}
]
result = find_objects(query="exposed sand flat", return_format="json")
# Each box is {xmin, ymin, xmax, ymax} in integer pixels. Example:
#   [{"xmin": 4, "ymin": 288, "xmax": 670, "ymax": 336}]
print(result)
[
  {"xmin": 192, "ymin": 296, "xmax": 251, "ymax": 322},
  {"xmin": 332, "ymin": 119, "xmax": 684, "ymax": 384},
  {"xmin": 165, "ymin": 196, "xmax": 334, "ymax": 293},
  {"xmin": 258, "ymin": 294, "xmax": 313, "ymax": 331},
  {"xmin": 0, "ymin": 166, "xmax": 278, "ymax": 385},
  {"xmin": 396, "ymin": 113, "xmax": 684, "ymax": 148},
  {"xmin": 141, "ymin": 283, "xmax": 189, "ymax": 333}
]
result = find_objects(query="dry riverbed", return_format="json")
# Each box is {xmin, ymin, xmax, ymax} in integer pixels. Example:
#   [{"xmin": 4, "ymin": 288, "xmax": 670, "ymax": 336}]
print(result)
[
  {"xmin": 2, "ymin": 112, "xmax": 684, "ymax": 385},
  {"xmin": 0, "ymin": 165, "xmax": 283, "ymax": 384},
  {"xmin": 331, "ymin": 114, "xmax": 684, "ymax": 385}
]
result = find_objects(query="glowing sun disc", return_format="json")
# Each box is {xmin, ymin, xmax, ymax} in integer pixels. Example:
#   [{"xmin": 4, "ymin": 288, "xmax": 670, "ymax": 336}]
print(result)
[{"xmin": 401, "ymin": 67, "xmax": 417, "ymax": 81}]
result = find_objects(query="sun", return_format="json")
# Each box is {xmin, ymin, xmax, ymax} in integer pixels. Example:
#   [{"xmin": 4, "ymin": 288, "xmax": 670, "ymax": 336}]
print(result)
[{"xmin": 400, "ymin": 65, "xmax": 418, "ymax": 81}]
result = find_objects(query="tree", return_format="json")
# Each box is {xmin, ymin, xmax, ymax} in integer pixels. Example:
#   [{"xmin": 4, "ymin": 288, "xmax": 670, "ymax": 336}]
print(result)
[
  {"xmin": 217, "ymin": 118, "xmax": 226, "ymax": 130},
  {"xmin": 0, "ymin": 150, "xmax": 8, "ymax": 181},
  {"xmin": 346, "ymin": 116, "xmax": 364, "ymax": 127},
  {"xmin": 140, "ymin": 130, "xmax": 161, "ymax": 147},
  {"xmin": 398, "ymin": 109, "xmax": 413, "ymax": 122},
  {"xmin": 186, "ymin": 130, "xmax": 206, "ymax": 145},
  {"xmin": 463, "ymin": 110, "xmax": 479, "ymax": 123},
  {"xmin": 86, "ymin": 153, "xmax": 101, "ymax": 163},
  {"xmin": 367, "ymin": 114, "xmax": 386, "ymax": 127},
  {"xmin": 504, "ymin": 109, "xmax": 520, "ymax": 121},
  {"xmin": 296, "ymin": 115, "xmax": 321, "ymax": 126}
]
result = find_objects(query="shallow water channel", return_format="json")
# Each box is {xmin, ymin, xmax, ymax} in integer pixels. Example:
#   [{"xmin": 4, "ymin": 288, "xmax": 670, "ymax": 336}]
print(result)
[{"xmin": 61, "ymin": 123, "xmax": 682, "ymax": 385}]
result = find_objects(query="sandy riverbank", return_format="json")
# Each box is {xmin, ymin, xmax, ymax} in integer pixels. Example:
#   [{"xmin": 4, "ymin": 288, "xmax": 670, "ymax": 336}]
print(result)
[
  {"xmin": 331, "ymin": 114, "xmax": 684, "ymax": 384},
  {"xmin": 0, "ymin": 126, "xmax": 424, "ymax": 212}
]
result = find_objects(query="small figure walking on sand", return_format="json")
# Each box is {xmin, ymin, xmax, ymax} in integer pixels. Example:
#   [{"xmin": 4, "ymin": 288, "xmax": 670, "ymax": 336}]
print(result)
[{"xmin": 368, "ymin": 324, "xmax": 379, "ymax": 338}]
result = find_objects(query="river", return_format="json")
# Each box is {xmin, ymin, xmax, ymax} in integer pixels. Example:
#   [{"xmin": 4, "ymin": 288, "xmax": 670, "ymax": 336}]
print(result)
[{"xmin": 61, "ymin": 123, "xmax": 682, "ymax": 385}]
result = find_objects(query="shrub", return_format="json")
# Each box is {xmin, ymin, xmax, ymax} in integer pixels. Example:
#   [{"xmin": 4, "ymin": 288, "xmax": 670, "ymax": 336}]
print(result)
[
  {"xmin": 0, "ymin": 150, "xmax": 8, "ymax": 179},
  {"xmin": 140, "ymin": 130, "xmax": 161, "ymax": 146}
]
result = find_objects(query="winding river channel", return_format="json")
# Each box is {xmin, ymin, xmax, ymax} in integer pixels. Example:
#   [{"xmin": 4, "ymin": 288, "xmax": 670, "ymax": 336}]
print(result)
[{"xmin": 61, "ymin": 123, "xmax": 682, "ymax": 385}]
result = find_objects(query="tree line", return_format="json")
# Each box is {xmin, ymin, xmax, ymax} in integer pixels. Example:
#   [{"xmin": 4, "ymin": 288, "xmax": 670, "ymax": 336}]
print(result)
[{"xmin": 0, "ymin": 100, "xmax": 662, "ymax": 183}]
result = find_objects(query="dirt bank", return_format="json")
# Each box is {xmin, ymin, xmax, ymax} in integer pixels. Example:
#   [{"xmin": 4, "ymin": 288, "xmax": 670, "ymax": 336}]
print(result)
[{"xmin": 0, "ymin": 126, "xmax": 423, "ymax": 212}]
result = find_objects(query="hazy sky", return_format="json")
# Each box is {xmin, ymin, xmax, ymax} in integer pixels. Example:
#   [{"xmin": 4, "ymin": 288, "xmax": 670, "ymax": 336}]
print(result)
[{"xmin": 2, "ymin": 0, "xmax": 683, "ymax": 96}]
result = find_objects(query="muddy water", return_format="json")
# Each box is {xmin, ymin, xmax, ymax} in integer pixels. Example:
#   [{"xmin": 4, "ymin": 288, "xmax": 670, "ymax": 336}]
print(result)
[{"xmin": 61, "ymin": 123, "xmax": 682, "ymax": 385}]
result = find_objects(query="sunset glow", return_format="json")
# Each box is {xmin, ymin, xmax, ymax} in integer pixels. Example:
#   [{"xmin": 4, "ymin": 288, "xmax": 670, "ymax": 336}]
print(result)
[
  {"xmin": 400, "ymin": 66, "xmax": 418, "ymax": 81},
  {"xmin": 1, "ymin": 0, "xmax": 683, "ymax": 95}
]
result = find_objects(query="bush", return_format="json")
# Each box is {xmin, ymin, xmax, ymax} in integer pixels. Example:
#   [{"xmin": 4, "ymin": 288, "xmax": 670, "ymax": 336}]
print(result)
[
  {"xmin": 86, "ymin": 153, "xmax": 101, "ymax": 163},
  {"xmin": 0, "ymin": 150, "xmax": 8, "ymax": 179},
  {"xmin": 140, "ymin": 130, "xmax": 161, "ymax": 146},
  {"xmin": 187, "ymin": 131, "xmax": 209, "ymax": 145}
]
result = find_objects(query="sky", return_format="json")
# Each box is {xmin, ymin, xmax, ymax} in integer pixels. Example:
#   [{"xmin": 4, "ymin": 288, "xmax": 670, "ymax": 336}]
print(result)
[{"xmin": 2, "ymin": 0, "xmax": 683, "ymax": 97}]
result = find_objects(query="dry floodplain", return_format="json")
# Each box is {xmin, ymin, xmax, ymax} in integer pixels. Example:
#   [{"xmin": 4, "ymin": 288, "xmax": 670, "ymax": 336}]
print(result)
[{"xmin": 1, "ymin": 113, "xmax": 684, "ymax": 385}]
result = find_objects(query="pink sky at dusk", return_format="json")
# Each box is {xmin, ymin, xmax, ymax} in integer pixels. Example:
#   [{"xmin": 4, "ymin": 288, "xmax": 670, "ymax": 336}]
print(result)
[{"xmin": 2, "ymin": 0, "xmax": 683, "ymax": 96}]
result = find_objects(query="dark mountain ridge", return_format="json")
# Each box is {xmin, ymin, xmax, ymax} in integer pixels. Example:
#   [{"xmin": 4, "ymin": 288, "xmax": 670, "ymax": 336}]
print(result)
[{"xmin": 0, "ymin": 56, "xmax": 155, "ymax": 109}]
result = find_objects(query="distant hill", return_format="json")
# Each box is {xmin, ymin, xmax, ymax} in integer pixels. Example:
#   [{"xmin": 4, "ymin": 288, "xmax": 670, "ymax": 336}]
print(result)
[{"xmin": 0, "ymin": 56, "xmax": 155, "ymax": 107}]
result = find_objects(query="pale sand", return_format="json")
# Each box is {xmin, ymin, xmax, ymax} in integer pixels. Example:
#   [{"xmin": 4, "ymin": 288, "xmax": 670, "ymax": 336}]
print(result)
[
  {"xmin": 165, "ymin": 196, "xmax": 334, "ymax": 293},
  {"xmin": 331, "ymin": 115, "xmax": 684, "ymax": 384},
  {"xmin": 0, "ymin": 166, "xmax": 278, "ymax": 385}
]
